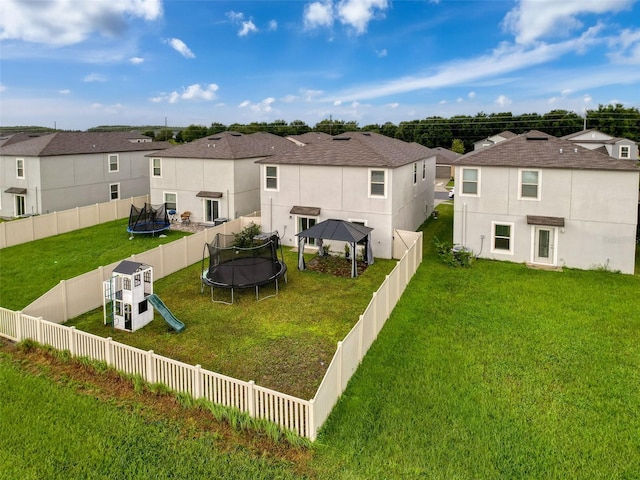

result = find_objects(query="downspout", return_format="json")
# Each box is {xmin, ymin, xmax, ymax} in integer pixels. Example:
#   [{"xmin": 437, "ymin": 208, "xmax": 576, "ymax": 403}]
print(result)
[{"xmin": 226, "ymin": 189, "xmax": 229, "ymax": 220}]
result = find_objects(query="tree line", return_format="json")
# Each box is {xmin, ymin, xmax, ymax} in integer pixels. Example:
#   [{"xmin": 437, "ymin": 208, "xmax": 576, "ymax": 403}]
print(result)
[{"xmin": 145, "ymin": 104, "xmax": 637, "ymax": 153}]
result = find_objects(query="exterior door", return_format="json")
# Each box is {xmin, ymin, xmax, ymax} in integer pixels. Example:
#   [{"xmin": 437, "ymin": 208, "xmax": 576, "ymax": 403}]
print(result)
[
  {"xmin": 204, "ymin": 199, "xmax": 219, "ymax": 223},
  {"xmin": 534, "ymin": 227, "xmax": 554, "ymax": 264},
  {"xmin": 299, "ymin": 216, "xmax": 317, "ymax": 246},
  {"xmin": 15, "ymin": 195, "xmax": 26, "ymax": 217}
]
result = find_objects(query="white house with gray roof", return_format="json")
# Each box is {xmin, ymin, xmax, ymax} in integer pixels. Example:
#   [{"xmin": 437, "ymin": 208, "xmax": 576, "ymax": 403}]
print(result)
[
  {"xmin": 452, "ymin": 130, "xmax": 639, "ymax": 274},
  {"xmin": 256, "ymin": 131, "xmax": 436, "ymax": 259},
  {"xmin": 561, "ymin": 129, "xmax": 638, "ymax": 161},
  {"xmin": 147, "ymin": 131, "xmax": 298, "ymax": 224},
  {"xmin": 0, "ymin": 131, "xmax": 169, "ymax": 219}
]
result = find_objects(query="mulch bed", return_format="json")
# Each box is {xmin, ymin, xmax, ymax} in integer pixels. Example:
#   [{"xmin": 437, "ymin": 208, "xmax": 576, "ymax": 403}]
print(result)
[{"xmin": 306, "ymin": 254, "xmax": 368, "ymax": 277}]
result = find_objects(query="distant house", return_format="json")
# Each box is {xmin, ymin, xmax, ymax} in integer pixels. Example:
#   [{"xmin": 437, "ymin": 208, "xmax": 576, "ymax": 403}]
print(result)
[
  {"xmin": 433, "ymin": 146, "xmax": 461, "ymax": 179},
  {"xmin": 147, "ymin": 131, "xmax": 298, "ymax": 224},
  {"xmin": 561, "ymin": 129, "xmax": 638, "ymax": 161},
  {"xmin": 285, "ymin": 131, "xmax": 332, "ymax": 146},
  {"xmin": 0, "ymin": 131, "xmax": 169, "ymax": 218},
  {"xmin": 256, "ymin": 131, "xmax": 436, "ymax": 259},
  {"xmin": 452, "ymin": 130, "xmax": 639, "ymax": 274},
  {"xmin": 473, "ymin": 131, "xmax": 517, "ymax": 151}
]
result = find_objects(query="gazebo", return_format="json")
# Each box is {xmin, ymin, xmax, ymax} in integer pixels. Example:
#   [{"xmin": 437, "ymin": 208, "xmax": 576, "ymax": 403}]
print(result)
[{"xmin": 296, "ymin": 219, "xmax": 374, "ymax": 277}]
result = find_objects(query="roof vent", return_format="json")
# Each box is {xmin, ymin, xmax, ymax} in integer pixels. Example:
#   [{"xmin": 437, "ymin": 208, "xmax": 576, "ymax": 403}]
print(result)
[
  {"xmin": 559, "ymin": 148, "xmax": 563, "ymax": 153},
  {"xmin": 362, "ymin": 132, "xmax": 371, "ymax": 136},
  {"xmin": 526, "ymin": 136, "xmax": 548, "ymax": 141},
  {"xmin": 333, "ymin": 136, "xmax": 350, "ymax": 141},
  {"xmin": 574, "ymin": 148, "xmax": 578, "ymax": 153},
  {"xmin": 231, "ymin": 133, "xmax": 242, "ymax": 137},
  {"xmin": 208, "ymin": 136, "xmax": 221, "ymax": 140}
]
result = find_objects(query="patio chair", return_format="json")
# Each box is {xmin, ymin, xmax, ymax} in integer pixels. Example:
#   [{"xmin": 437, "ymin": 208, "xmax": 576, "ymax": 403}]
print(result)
[{"xmin": 180, "ymin": 211, "xmax": 191, "ymax": 224}]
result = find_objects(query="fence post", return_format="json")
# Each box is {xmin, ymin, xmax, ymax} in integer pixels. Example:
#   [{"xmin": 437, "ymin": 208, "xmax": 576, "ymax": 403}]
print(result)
[
  {"xmin": 308, "ymin": 398, "xmax": 316, "ymax": 441},
  {"xmin": 248, "ymin": 380, "xmax": 255, "ymax": 417},
  {"xmin": 29, "ymin": 215, "xmax": 35, "ymax": 242},
  {"xmin": 95, "ymin": 203, "xmax": 100, "ymax": 225},
  {"xmin": 194, "ymin": 364, "xmax": 202, "ymax": 399},
  {"xmin": 36, "ymin": 317, "xmax": 43, "ymax": 343},
  {"xmin": 60, "ymin": 280, "xmax": 68, "ymax": 322},
  {"xmin": 15, "ymin": 311, "xmax": 23, "ymax": 341},
  {"xmin": 68, "ymin": 326, "xmax": 76, "ymax": 356},
  {"xmin": 336, "ymin": 341, "xmax": 343, "ymax": 394},
  {"xmin": 105, "ymin": 337, "xmax": 112, "ymax": 365},
  {"xmin": 146, "ymin": 350, "xmax": 155, "ymax": 383}
]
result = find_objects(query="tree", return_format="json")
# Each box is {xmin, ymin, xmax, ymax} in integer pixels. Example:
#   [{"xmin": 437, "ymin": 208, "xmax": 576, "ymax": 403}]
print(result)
[
  {"xmin": 288, "ymin": 120, "xmax": 311, "ymax": 135},
  {"xmin": 180, "ymin": 124, "xmax": 208, "ymax": 142},
  {"xmin": 155, "ymin": 128, "xmax": 174, "ymax": 141},
  {"xmin": 588, "ymin": 104, "xmax": 640, "ymax": 141},
  {"xmin": 207, "ymin": 123, "xmax": 227, "ymax": 135},
  {"xmin": 451, "ymin": 138, "xmax": 465, "ymax": 154}
]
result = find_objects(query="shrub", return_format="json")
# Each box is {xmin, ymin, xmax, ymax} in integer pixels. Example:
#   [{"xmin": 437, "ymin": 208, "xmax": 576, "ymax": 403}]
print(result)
[
  {"xmin": 233, "ymin": 222, "xmax": 261, "ymax": 247},
  {"xmin": 433, "ymin": 237, "xmax": 474, "ymax": 267}
]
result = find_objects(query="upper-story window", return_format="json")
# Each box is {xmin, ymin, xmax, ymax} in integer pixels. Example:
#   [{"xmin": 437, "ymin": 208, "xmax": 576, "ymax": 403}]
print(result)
[
  {"xmin": 265, "ymin": 165, "xmax": 278, "ymax": 191},
  {"xmin": 422, "ymin": 159, "xmax": 426, "ymax": 180},
  {"xmin": 152, "ymin": 158, "xmax": 162, "ymax": 177},
  {"xmin": 108, "ymin": 154, "xmax": 119, "ymax": 172},
  {"xmin": 519, "ymin": 169, "xmax": 540, "ymax": 200},
  {"xmin": 16, "ymin": 158, "xmax": 25, "ymax": 179},
  {"xmin": 369, "ymin": 169, "xmax": 387, "ymax": 197},
  {"xmin": 620, "ymin": 145, "xmax": 630, "ymax": 159},
  {"xmin": 413, "ymin": 163, "xmax": 418, "ymax": 185},
  {"xmin": 461, "ymin": 168, "xmax": 479, "ymax": 195}
]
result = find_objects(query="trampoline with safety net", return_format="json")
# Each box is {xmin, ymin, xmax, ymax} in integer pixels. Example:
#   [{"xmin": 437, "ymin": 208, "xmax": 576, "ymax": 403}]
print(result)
[
  {"xmin": 127, "ymin": 203, "xmax": 170, "ymax": 235},
  {"xmin": 201, "ymin": 231, "xmax": 287, "ymax": 304}
]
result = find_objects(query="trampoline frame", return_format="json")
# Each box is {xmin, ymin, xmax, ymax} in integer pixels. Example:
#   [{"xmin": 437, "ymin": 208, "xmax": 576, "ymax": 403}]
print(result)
[
  {"xmin": 127, "ymin": 203, "xmax": 171, "ymax": 236},
  {"xmin": 201, "ymin": 232, "xmax": 287, "ymax": 304}
]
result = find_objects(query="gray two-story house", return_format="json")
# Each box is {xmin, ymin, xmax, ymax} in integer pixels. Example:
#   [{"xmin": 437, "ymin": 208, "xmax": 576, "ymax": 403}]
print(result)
[{"xmin": 0, "ymin": 131, "xmax": 169, "ymax": 218}]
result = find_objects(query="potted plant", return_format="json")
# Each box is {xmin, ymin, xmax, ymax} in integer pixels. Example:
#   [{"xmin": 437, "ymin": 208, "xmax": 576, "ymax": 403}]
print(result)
[{"xmin": 344, "ymin": 243, "xmax": 350, "ymax": 259}]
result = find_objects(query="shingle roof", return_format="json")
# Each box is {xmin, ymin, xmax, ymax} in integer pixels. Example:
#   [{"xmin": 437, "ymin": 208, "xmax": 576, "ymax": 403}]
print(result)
[
  {"xmin": 561, "ymin": 129, "xmax": 632, "ymax": 145},
  {"xmin": 0, "ymin": 132, "xmax": 170, "ymax": 156},
  {"xmin": 454, "ymin": 130, "xmax": 639, "ymax": 172},
  {"xmin": 432, "ymin": 147, "xmax": 462, "ymax": 164},
  {"xmin": 150, "ymin": 131, "xmax": 298, "ymax": 159},
  {"xmin": 256, "ymin": 131, "xmax": 434, "ymax": 168},
  {"xmin": 286, "ymin": 132, "xmax": 333, "ymax": 145}
]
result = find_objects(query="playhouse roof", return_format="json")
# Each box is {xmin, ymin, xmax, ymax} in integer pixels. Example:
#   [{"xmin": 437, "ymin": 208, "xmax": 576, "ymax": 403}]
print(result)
[{"xmin": 113, "ymin": 260, "xmax": 150, "ymax": 275}]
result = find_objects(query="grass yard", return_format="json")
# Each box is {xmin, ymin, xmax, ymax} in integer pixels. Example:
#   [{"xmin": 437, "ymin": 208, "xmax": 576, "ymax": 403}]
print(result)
[
  {"xmin": 0, "ymin": 218, "xmax": 190, "ymax": 311},
  {"xmin": 1, "ymin": 203, "xmax": 639, "ymax": 478},
  {"xmin": 67, "ymin": 250, "xmax": 396, "ymax": 399}
]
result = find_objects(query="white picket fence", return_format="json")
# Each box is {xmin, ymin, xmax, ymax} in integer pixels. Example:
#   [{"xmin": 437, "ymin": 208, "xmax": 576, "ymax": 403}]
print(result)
[
  {"xmin": 0, "ymin": 227, "xmax": 422, "ymax": 440},
  {"xmin": 0, "ymin": 195, "xmax": 149, "ymax": 249}
]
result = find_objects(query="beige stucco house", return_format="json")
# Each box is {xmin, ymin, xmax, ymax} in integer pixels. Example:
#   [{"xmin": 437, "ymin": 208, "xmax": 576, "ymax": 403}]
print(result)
[
  {"xmin": 256, "ymin": 131, "xmax": 436, "ymax": 259},
  {"xmin": 452, "ymin": 130, "xmax": 639, "ymax": 274},
  {"xmin": 147, "ymin": 131, "xmax": 297, "ymax": 224},
  {"xmin": 0, "ymin": 131, "xmax": 167, "ymax": 219}
]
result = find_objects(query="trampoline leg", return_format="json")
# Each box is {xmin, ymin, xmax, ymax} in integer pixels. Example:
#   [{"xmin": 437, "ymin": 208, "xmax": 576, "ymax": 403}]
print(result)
[{"xmin": 255, "ymin": 285, "xmax": 259, "ymax": 301}]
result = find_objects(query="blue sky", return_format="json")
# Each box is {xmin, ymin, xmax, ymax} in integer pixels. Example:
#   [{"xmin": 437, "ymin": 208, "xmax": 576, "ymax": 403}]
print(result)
[{"xmin": 1, "ymin": 0, "xmax": 639, "ymax": 131}]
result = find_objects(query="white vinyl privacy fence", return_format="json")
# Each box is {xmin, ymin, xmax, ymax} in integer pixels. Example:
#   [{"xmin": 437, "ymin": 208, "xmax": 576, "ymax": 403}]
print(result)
[
  {"xmin": 0, "ymin": 226, "xmax": 422, "ymax": 440},
  {"xmin": 0, "ymin": 195, "xmax": 149, "ymax": 249}
]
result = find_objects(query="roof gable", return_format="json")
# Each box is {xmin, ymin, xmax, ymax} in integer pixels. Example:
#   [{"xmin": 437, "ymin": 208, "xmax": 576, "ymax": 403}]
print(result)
[
  {"xmin": 256, "ymin": 131, "xmax": 434, "ymax": 168},
  {"xmin": 455, "ymin": 130, "xmax": 639, "ymax": 172}
]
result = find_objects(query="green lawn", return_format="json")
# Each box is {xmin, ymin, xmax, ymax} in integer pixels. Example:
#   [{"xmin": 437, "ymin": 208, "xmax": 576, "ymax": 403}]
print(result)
[
  {"xmin": 0, "ymin": 218, "xmax": 189, "ymax": 310},
  {"xmin": 2, "ymin": 204, "xmax": 639, "ymax": 478}
]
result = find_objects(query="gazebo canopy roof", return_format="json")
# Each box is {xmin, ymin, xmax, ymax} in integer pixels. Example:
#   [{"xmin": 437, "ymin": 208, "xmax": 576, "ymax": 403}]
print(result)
[{"xmin": 296, "ymin": 219, "xmax": 373, "ymax": 243}]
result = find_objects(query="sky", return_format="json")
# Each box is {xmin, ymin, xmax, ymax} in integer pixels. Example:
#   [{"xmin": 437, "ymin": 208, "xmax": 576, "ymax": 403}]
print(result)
[{"xmin": 1, "ymin": 0, "xmax": 639, "ymax": 131}]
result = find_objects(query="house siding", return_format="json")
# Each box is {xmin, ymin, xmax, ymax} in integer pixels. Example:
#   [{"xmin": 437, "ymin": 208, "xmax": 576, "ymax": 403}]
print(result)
[{"xmin": 453, "ymin": 166, "xmax": 638, "ymax": 273}]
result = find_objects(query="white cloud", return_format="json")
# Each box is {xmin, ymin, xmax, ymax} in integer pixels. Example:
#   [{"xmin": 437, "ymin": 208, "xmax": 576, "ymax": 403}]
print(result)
[
  {"xmin": 226, "ymin": 11, "xmax": 245, "ymax": 22},
  {"xmin": 304, "ymin": 1, "xmax": 334, "ymax": 30},
  {"xmin": 239, "ymin": 97, "xmax": 276, "ymax": 113},
  {"xmin": 238, "ymin": 21, "xmax": 258, "ymax": 37},
  {"xmin": 166, "ymin": 38, "xmax": 195, "ymax": 58},
  {"xmin": 152, "ymin": 84, "xmax": 219, "ymax": 104},
  {"xmin": 376, "ymin": 48, "xmax": 388, "ymax": 58},
  {"xmin": 0, "ymin": 84, "xmax": 6, "ymax": 93},
  {"xmin": 0, "ymin": 0, "xmax": 162, "ymax": 46},
  {"xmin": 607, "ymin": 28, "xmax": 640, "ymax": 64},
  {"xmin": 268, "ymin": 20, "xmax": 278, "ymax": 31},
  {"xmin": 59, "ymin": 89, "xmax": 71, "ymax": 95},
  {"xmin": 502, "ymin": 0, "xmax": 634, "ymax": 45},
  {"xmin": 281, "ymin": 94, "xmax": 297, "ymax": 103},
  {"xmin": 83, "ymin": 73, "xmax": 107, "ymax": 82},
  {"xmin": 337, "ymin": 0, "xmax": 389, "ymax": 34},
  {"xmin": 129, "ymin": 57, "xmax": 144, "ymax": 64},
  {"xmin": 468, "ymin": 91, "xmax": 476, "ymax": 99},
  {"xmin": 387, "ymin": 102, "xmax": 399, "ymax": 109},
  {"xmin": 496, "ymin": 95, "xmax": 512, "ymax": 107},
  {"xmin": 334, "ymin": 100, "xmax": 342, "ymax": 106}
]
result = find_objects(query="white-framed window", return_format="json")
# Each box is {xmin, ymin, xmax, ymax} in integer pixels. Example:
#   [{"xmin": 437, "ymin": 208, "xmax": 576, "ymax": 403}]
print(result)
[
  {"xmin": 265, "ymin": 165, "xmax": 278, "ymax": 191},
  {"xmin": 461, "ymin": 167, "xmax": 479, "ymax": 196},
  {"xmin": 422, "ymin": 159, "xmax": 426, "ymax": 180},
  {"xmin": 413, "ymin": 162, "xmax": 418, "ymax": 185},
  {"xmin": 491, "ymin": 221, "xmax": 514, "ymax": 255},
  {"xmin": 108, "ymin": 154, "xmax": 119, "ymax": 172},
  {"xmin": 620, "ymin": 145, "xmax": 630, "ymax": 159},
  {"xmin": 519, "ymin": 169, "xmax": 541, "ymax": 200},
  {"xmin": 152, "ymin": 158, "xmax": 162, "ymax": 177},
  {"xmin": 109, "ymin": 183, "xmax": 120, "ymax": 200},
  {"xmin": 164, "ymin": 192, "xmax": 177, "ymax": 210},
  {"xmin": 298, "ymin": 216, "xmax": 317, "ymax": 246},
  {"xmin": 369, "ymin": 169, "xmax": 387, "ymax": 198},
  {"xmin": 16, "ymin": 158, "xmax": 25, "ymax": 179}
]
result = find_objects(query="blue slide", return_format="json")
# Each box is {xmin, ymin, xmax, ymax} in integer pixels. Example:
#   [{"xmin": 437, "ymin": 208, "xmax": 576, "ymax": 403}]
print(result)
[{"xmin": 147, "ymin": 294, "xmax": 185, "ymax": 333}]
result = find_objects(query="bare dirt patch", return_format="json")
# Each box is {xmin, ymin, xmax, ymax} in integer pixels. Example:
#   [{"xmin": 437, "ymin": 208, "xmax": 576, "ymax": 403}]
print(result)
[{"xmin": 306, "ymin": 255, "xmax": 368, "ymax": 277}]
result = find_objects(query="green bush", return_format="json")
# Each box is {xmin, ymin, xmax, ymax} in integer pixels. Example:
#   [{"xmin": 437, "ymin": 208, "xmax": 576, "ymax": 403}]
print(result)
[
  {"xmin": 233, "ymin": 222, "xmax": 261, "ymax": 247},
  {"xmin": 433, "ymin": 237, "xmax": 474, "ymax": 267}
]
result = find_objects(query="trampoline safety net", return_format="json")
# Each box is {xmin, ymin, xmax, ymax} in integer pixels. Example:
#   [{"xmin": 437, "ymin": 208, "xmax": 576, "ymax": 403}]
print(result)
[{"xmin": 128, "ymin": 203, "xmax": 170, "ymax": 234}]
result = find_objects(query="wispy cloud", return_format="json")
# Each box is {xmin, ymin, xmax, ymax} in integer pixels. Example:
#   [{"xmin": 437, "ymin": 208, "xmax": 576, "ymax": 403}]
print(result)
[
  {"xmin": 166, "ymin": 38, "xmax": 195, "ymax": 58},
  {"xmin": 238, "ymin": 97, "xmax": 276, "ymax": 113},
  {"xmin": 303, "ymin": 0, "xmax": 389, "ymax": 34},
  {"xmin": 151, "ymin": 83, "xmax": 218, "ymax": 103},
  {"xmin": 83, "ymin": 73, "xmax": 107, "ymax": 82},
  {"xmin": 129, "ymin": 56, "xmax": 144, "ymax": 64},
  {"xmin": 238, "ymin": 21, "xmax": 258, "ymax": 37}
]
